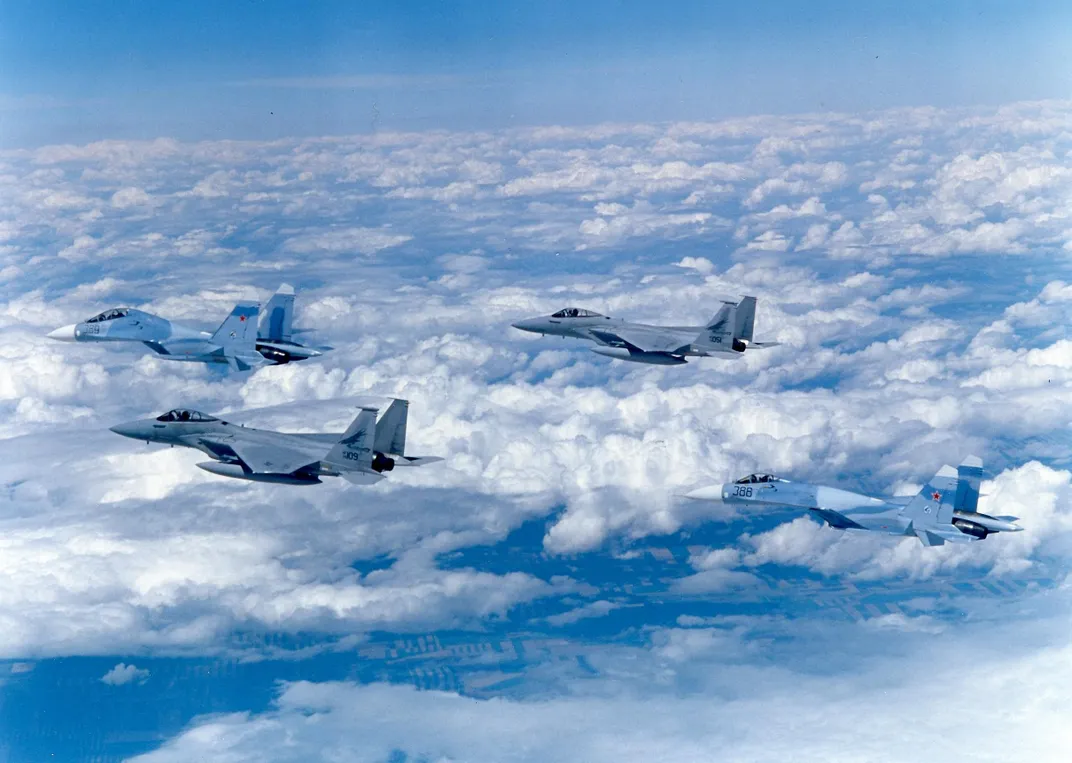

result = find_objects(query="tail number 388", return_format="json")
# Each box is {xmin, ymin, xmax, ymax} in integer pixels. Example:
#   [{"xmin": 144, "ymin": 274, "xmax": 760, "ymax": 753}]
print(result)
[{"xmin": 732, "ymin": 486, "xmax": 754, "ymax": 498}]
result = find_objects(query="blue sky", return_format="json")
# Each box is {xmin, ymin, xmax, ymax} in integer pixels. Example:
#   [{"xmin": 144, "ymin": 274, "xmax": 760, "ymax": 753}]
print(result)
[{"xmin": 2, "ymin": 1, "xmax": 1071, "ymax": 145}]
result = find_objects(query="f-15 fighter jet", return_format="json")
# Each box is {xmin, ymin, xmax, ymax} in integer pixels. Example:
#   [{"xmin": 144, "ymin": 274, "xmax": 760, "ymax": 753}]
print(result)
[
  {"xmin": 47, "ymin": 285, "xmax": 325, "ymax": 370},
  {"xmin": 109, "ymin": 399, "xmax": 442, "ymax": 485},
  {"xmin": 685, "ymin": 456, "xmax": 1023, "ymax": 546},
  {"xmin": 511, "ymin": 296, "xmax": 778, "ymax": 365}
]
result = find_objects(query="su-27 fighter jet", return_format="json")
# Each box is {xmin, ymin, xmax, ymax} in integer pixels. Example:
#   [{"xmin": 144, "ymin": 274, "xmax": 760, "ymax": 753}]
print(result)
[
  {"xmin": 511, "ymin": 296, "xmax": 778, "ymax": 365},
  {"xmin": 109, "ymin": 399, "xmax": 442, "ymax": 485},
  {"xmin": 47, "ymin": 285, "xmax": 325, "ymax": 371},
  {"xmin": 685, "ymin": 456, "xmax": 1023, "ymax": 546}
]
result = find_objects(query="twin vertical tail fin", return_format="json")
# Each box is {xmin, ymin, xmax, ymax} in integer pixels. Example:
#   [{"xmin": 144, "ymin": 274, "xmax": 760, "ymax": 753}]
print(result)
[
  {"xmin": 733, "ymin": 296, "xmax": 756, "ymax": 344},
  {"xmin": 373, "ymin": 399, "xmax": 408, "ymax": 456},
  {"xmin": 210, "ymin": 303, "xmax": 264, "ymax": 371},
  {"xmin": 954, "ymin": 455, "xmax": 983, "ymax": 513},
  {"xmin": 326, "ymin": 400, "xmax": 439, "ymax": 479},
  {"xmin": 211, "ymin": 303, "xmax": 260, "ymax": 346},
  {"xmin": 326, "ymin": 407, "xmax": 379, "ymax": 472},
  {"xmin": 259, "ymin": 284, "xmax": 295, "ymax": 343},
  {"xmin": 695, "ymin": 296, "xmax": 766, "ymax": 353},
  {"xmin": 902, "ymin": 457, "xmax": 995, "ymax": 546}
]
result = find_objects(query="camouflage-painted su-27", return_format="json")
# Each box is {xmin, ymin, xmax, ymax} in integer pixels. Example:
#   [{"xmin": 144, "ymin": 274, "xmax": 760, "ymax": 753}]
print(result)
[
  {"xmin": 47, "ymin": 284, "xmax": 325, "ymax": 371},
  {"xmin": 686, "ymin": 456, "xmax": 1023, "ymax": 546}
]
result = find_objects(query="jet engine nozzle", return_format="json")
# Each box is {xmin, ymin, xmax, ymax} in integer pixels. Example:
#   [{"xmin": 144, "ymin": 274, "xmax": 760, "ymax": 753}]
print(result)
[
  {"xmin": 371, "ymin": 452, "xmax": 396, "ymax": 473},
  {"xmin": 952, "ymin": 518, "xmax": 989, "ymax": 540}
]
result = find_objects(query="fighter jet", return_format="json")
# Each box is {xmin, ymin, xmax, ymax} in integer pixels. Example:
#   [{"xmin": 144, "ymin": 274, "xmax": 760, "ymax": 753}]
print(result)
[
  {"xmin": 109, "ymin": 399, "xmax": 442, "ymax": 485},
  {"xmin": 511, "ymin": 296, "xmax": 778, "ymax": 365},
  {"xmin": 47, "ymin": 285, "xmax": 326, "ymax": 370},
  {"xmin": 684, "ymin": 456, "xmax": 1023, "ymax": 546}
]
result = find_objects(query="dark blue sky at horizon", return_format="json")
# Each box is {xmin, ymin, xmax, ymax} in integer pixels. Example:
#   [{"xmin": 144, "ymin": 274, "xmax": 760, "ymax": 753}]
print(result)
[{"xmin": 2, "ymin": 1, "xmax": 1071, "ymax": 146}]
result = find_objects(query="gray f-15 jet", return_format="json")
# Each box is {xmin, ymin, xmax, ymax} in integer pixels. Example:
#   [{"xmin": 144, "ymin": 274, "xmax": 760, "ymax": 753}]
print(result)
[
  {"xmin": 511, "ymin": 296, "xmax": 778, "ymax": 365},
  {"xmin": 109, "ymin": 399, "xmax": 442, "ymax": 485},
  {"xmin": 685, "ymin": 456, "xmax": 1022, "ymax": 546},
  {"xmin": 47, "ymin": 285, "xmax": 325, "ymax": 371}
]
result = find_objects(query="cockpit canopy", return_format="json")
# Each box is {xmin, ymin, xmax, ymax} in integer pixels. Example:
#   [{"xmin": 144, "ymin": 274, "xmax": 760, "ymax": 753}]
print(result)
[
  {"xmin": 86, "ymin": 308, "xmax": 130, "ymax": 323},
  {"xmin": 734, "ymin": 473, "xmax": 785, "ymax": 484},
  {"xmin": 551, "ymin": 307, "xmax": 603, "ymax": 319},
  {"xmin": 156, "ymin": 409, "xmax": 218, "ymax": 423}
]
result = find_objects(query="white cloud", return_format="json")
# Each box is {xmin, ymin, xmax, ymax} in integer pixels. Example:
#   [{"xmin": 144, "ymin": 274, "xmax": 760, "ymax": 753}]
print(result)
[
  {"xmin": 100, "ymin": 662, "xmax": 150, "ymax": 685},
  {"xmin": 283, "ymin": 226, "xmax": 413, "ymax": 255},
  {"xmin": 131, "ymin": 600, "xmax": 1072, "ymax": 762}
]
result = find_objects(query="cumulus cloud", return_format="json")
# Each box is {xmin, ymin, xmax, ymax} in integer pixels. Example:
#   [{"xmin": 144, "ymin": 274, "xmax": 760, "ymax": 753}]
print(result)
[{"xmin": 100, "ymin": 662, "xmax": 150, "ymax": 685}]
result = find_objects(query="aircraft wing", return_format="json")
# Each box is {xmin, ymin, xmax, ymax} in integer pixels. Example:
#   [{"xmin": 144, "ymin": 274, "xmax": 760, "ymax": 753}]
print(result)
[
  {"xmin": 209, "ymin": 437, "xmax": 324, "ymax": 475},
  {"xmin": 589, "ymin": 327, "xmax": 688, "ymax": 354}
]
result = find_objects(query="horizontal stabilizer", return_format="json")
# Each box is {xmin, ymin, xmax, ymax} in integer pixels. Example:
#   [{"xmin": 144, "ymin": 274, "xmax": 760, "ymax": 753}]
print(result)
[
  {"xmin": 914, "ymin": 528, "xmax": 945, "ymax": 547},
  {"xmin": 747, "ymin": 341, "xmax": 781, "ymax": 349},
  {"xmin": 392, "ymin": 455, "xmax": 444, "ymax": 467},
  {"xmin": 225, "ymin": 352, "xmax": 267, "ymax": 372},
  {"xmin": 341, "ymin": 471, "xmax": 385, "ymax": 485},
  {"xmin": 914, "ymin": 525, "xmax": 975, "ymax": 546}
]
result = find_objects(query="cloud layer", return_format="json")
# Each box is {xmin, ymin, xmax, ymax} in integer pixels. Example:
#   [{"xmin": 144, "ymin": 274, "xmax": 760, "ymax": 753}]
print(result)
[{"xmin": 0, "ymin": 100, "xmax": 1070, "ymax": 760}]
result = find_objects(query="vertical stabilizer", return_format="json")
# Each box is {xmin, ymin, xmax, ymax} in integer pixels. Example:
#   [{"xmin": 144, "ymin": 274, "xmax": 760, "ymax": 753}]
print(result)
[
  {"xmin": 373, "ymin": 399, "xmax": 409, "ymax": 456},
  {"xmin": 211, "ymin": 303, "xmax": 260, "ymax": 349},
  {"xmin": 697, "ymin": 301, "xmax": 738, "ymax": 348},
  {"xmin": 259, "ymin": 284, "xmax": 295, "ymax": 343},
  {"xmin": 734, "ymin": 296, "xmax": 757, "ymax": 343},
  {"xmin": 954, "ymin": 455, "xmax": 983, "ymax": 513},
  {"xmin": 901, "ymin": 464, "xmax": 961, "ymax": 544},
  {"xmin": 695, "ymin": 296, "xmax": 760, "ymax": 352},
  {"xmin": 326, "ymin": 407, "xmax": 378, "ymax": 467}
]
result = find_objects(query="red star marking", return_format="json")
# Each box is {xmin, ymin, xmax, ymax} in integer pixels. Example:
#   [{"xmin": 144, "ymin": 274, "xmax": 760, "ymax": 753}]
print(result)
[
  {"xmin": 931, "ymin": 491, "xmax": 941, "ymax": 502},
  {"xmin": 239, "ymin": 315, "xmax": 246, "ymax": 322}
]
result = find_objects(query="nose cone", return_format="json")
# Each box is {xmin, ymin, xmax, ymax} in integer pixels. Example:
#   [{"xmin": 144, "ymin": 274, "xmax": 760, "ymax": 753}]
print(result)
[
  {"xmin": 47, "ymin": 324, "xmax": 78, "ymax": 342},
  {"xmin": 511, "ymin": 317, "xmax": 543, "ymax": 333},
  {"xmin": 683, "ymin": 484, "xmax": 725, "ymax": 502},
  {"xmin": 109, "ymin": 421, "xmax": 148, "ymax": 440}
]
